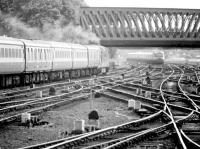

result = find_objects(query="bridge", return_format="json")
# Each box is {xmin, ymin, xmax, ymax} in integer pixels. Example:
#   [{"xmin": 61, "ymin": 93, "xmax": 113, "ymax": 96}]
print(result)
[{"xmin": 80, "ymin": 7, "xmax": 200, "ymax": 47}]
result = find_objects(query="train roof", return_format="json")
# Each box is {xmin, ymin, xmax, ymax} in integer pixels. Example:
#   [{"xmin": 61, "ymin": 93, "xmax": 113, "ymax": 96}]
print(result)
[
  {"xmin": 34, "ymin": 40, "xmax": 72, "ymax": 48},
  {"xmin": 128, "ymin": 52, "xmax": 154, "ymax": 55},
  {"xmin": 0, "ymin": 36, "xmax": 24, "ymax": 46},
  {"xmin": 20, "ymin": 39, "xmax": 51, "ymax": 48},
  {"xmin": 86, "ymin": 45, "xmax": 101, "ymax": 50},
  {"xmin": 71, "ymin": 43, "xmax": 87, "ymax": 50}
]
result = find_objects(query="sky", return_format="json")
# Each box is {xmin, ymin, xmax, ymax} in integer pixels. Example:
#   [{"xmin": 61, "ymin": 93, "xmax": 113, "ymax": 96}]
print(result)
[{"xmin": 85, "ymin": 0, "xmax": 200, "ymax": 9}]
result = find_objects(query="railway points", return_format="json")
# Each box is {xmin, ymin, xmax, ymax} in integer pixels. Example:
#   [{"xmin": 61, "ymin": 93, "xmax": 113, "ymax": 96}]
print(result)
[{"xmin": 1, "ymin": 45, "xmax": 200, "ymax": 148}]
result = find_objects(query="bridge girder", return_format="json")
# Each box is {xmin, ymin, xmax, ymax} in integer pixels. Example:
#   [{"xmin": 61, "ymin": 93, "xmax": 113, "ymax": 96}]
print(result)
[{"xmin": 80, "ymin": 7, "xmax": 200, "ymax": 47}]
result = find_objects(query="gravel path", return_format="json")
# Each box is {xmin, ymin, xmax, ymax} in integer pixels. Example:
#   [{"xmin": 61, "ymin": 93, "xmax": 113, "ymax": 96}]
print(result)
[{"xmin": 0, "ymin": 96, "xmax": 138, "ymax": 149}]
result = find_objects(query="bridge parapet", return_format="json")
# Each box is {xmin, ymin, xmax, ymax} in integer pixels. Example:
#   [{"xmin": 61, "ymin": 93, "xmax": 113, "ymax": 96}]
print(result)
[{"xmin": 80, "ymin": 7, "xmax": 200, "ymax": 47}]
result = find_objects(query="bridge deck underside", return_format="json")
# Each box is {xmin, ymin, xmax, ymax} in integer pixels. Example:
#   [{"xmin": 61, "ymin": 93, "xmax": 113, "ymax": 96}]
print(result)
[{"xmin": 80, "ymin": 7, "xmax": 200, "ymax": 47}]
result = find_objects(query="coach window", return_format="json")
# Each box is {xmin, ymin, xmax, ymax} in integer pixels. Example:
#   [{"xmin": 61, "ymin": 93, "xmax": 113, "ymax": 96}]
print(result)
[
  {"xmin": 44, "ymin": 49, "xmax": 46, "ymax": 60},
  {"xmin": 9, "ymin": 48, "xmax": 11, "ymax": 57},
  {"xmin": 43, "ymin": 49, "xmax": 44, "ymax": 60},
  {"xmin": 47, "ymin": 49, "xmax": 49, "ymax": 60},
  {"xmin": 34, "ymin": 48, "xmax": 36, "ymax": 60},
  {"xmin": 2, "ymin": 48, "xmax": 5, "ymax": 57},
  {"xmin": 15, "ymin": 48, "xmax": 18, "ymax": 58},
  {"xmin": 15, "ymin": 49, "xmax": 18, "ymax": 58},
  {"xmin": 29, "ymin": 48, "xmax": 32, "ymax": 60},
  {"xmin": 61, "ymin": 51, "xmax": 63, "ymax": 58},
  {"xmin": 18, "ymin": 49, "xmax": 21, "ymax": 58},
  {"xmin": 29, "ymin": 48, "xmax": 31, "ymax": 60},
  {"xmin": 5, "ymin": 48, "xmax": 7, "ymax": 57},
  {"xmin": 19, "ymin": 49, "xmax": 21, "ymax": 58},
  {"xmin": 42, "ymin": 49, "xmax": 44, "ymax": 60},
  {"xmin": 28, "ymin": 48, "xmax": 31, "ymax": 60},
  {"xmin": 66, "ymin": 51, "xmax": 68, "ymax": 58},
  {"xmin": 46, "ymin": 49, "xmax": 48, "ymax": 60},
  {"xmin": 37, "ymin": 49, "xmax": 39, "ymax": 60},
  {"xmin": 47, "ymin": 50, "xmax": 49, "ymax": 60},
  {"xmin": 0, "ymin": 48, "xmax": 3, "ymax": 58},
  {"xmin": 35, "ymin": 48, "xmax": 37, "ymax": 60},
  {"xmin": 43, "ymin": 49, "xmax": 45, "ymax": 60},
  {"xmin": 16, "ymin": 49, "xmax": 18, "ymax": 58},
  {"xmin": 0, "ymin": 48, "xmax": 1, "ymax": 58},
  {"xmin": 11, "ymin": 48, "xmax": 13, "ymax": 58},
  {"xmin": 6, "ymin": 48, "xmax": 9, "ymax": 57},
  {"xmin": 13, "ymin": 48, "xmax": 16, "ymax": 58},
  {"xmin": 8, "ymin": 48, "xmax": 10, "ymax": 57},
  {"xmin": 31, "ymin": 49, "xmax": 33, "ymax": 60},
  {"xmin": 39, "ymin": 49, "xmax": 42, "ymax": 60},
  {"xmin": 40, "ymin": 49, "xmax": 42, "ymax": 60}
]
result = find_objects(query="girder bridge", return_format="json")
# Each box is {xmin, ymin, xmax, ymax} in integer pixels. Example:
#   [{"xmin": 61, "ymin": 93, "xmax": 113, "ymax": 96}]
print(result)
[{"xmin": 80, "ymin": 7, "xmax": 200, "ymax": 47}]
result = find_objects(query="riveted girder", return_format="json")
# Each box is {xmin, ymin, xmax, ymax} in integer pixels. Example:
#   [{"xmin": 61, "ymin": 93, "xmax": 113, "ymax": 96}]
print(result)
[{"xmin": 80, "ymin": 7, "xmax": 200, "ymax": 47}]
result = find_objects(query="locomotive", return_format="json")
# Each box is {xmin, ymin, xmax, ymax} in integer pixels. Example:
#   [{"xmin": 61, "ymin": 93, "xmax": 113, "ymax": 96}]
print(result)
[
  {"xmin": 126, "ymin": 51, "xmax": 164, "ymax": 65},
  {"xmin": 0, "ymin": 36, "xmax": 109, "ymax": 88}
]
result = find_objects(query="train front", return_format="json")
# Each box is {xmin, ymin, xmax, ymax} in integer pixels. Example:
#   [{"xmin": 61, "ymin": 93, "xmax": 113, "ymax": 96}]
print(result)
[{"xmin": 126, "ymin": 50, "xmax": 164, "ymax": 65}]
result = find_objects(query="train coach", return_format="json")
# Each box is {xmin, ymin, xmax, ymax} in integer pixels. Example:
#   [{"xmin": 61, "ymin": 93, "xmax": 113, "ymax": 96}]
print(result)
[
  {"xmin": 0, "ymin": 36, "xmax": 109, "ymax": 88},
  {"xmin": 127, "ymin": 51, "xmax": 165, "ymax": 65}
]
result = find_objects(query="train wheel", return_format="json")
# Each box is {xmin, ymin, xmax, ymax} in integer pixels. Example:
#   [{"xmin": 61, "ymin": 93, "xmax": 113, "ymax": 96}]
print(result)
[
  {"xmin": 64, "ymin": 71, "xmax": 69, "ymax": 79},
  {"xmin": 71, "ymin": 71, "xmax": 76, "ymax": 78},
  {"xmin": 0, "ymin": 76, "xmax": 3, "ymax": 89},
  {"xmin": 59, "ymin": 72, "xmax": 63, "ymax": 80},
  {"xmin": 36, "ymin": 73, "xmax": 40, "ymax": 83},
  {"xmin": 93, "ymin": 68, "xmax": 97, "ymax": 75},
  {"xmin": 13, "ymin": 76, "xmax": 20, "ymax": 87},
  {"xmin": 77, "ymin": 70, "xmax": 81, "ymax": 77},
  {"xmin": 44, "ymin": 73, "xmax": 48, "ymax": 82},
  {"xmin": 32, "ymin": 73, "xmax": 36, "ymax": 84},
  {"xmin": 29, "ymin": 74, "xmax": 33, "ymax": 84},
  {"xmin": 81, "ymin": 70, "xmax": 85, "ymax": 77},
  {"xmin": 25, "ymin": 75, "xmax": 29, "ymax": 84},
  {"xmin": 41, "ymin": 73, "xmax": 46, "ymax": 83},
  {"xmin": 90, "ymin": 69, "xmax": 93, "ymax": 76},
  {"xmin": 5, "ymin": 76, "xmax": 12, "ymax": 87},
  {"xmin": 86, "ymin": 69, "xmax": 90, "ymax": 76}
]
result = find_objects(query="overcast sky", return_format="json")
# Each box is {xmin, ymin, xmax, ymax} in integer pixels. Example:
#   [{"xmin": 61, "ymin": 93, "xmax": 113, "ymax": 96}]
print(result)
[{"xmin": 85, "ymin": 0, "xmax": 200, "ymax": 9}]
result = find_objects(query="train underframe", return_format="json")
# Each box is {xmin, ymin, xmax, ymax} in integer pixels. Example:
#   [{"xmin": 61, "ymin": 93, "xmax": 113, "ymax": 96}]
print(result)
[{"xmin": 0, "ymin": 67, "xmax": 107, "ymax": 89}]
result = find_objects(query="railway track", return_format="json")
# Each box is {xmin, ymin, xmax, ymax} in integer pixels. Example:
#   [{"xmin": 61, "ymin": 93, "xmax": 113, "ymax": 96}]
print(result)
[
  {"xmin": 7, "ymin": 64, "xmax": 200, "ymax": 149},
  {"xmin": 0, "ymin": 65, "xmax": 151, "ymax": 125},
  {"xmin": 17, "ymin": 65, "xmax": 168, "ymax": 148},
  {"xmin": 0, "ymin": 67, "xmax": 135, "ymax": 98},
  {"xmin": 30, "ymin": 64, "xmax": 200, "ymax": 149}
]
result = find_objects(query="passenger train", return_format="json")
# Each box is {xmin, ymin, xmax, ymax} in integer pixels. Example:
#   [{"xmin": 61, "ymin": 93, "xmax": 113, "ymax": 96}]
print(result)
[
  {"xmin": 0, "ymin": 36, "xmax": 109, "ymax": 88},
  {"xmin": 126, "ymin": 51, "xmax": 165, "ymax": 65}
]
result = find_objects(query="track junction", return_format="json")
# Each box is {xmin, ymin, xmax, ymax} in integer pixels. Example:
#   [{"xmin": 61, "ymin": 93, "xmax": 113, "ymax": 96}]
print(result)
[{"xmin": 3, "ymin": 64, "xmax": 196, "ymax": 149}]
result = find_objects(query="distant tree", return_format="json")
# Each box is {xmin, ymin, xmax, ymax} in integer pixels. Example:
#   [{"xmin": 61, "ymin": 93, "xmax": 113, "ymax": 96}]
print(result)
[
  {"xmin": 10, "ymin": 0, "xmax": 86, "ymax": 28},
  {"xmin": 0, "ymin": 0, "xmax": 100, "ymax": 44}
]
